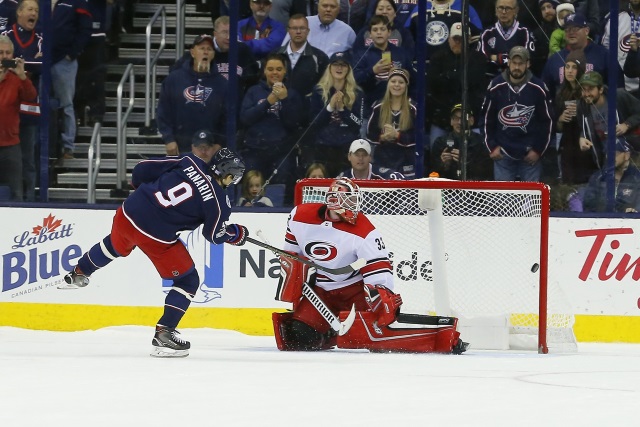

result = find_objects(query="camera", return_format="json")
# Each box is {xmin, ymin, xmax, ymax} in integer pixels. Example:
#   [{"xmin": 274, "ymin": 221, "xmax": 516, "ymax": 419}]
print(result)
[
  {"xmin": 446, "ymin": 139, "xmax": 455, "ymax": 148},
  {"xmin": 1, "ymin": 59, "xmax": 17, "ymax": 68}
]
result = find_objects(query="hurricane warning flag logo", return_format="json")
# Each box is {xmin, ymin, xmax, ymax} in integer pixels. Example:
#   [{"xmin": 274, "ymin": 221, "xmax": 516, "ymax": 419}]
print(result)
[{"xmin": 499, "ymin": 103, "xmax": 535, "ymax": 131}]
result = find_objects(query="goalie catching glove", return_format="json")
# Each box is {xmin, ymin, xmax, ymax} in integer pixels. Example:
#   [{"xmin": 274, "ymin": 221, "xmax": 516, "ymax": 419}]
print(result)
[
  {"xmin": 364, "ymin": 284, "xmax": 402, "ymax": 326},
  {"xmin": 225, "ymin": 224, "xmax": 248, "ymax": 246}
]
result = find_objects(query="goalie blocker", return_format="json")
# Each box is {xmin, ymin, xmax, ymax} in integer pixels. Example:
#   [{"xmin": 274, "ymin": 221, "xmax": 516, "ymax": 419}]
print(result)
[{"xmin": 273, "ymin": 255, "xmax": 467, "ymax": 353}]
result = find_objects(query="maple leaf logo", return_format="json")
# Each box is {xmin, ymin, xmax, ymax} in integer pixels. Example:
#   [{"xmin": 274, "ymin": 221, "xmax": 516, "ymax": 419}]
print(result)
[{"xmin": 32, "ymin": 214, "xmax": 63, "ymax": 235}]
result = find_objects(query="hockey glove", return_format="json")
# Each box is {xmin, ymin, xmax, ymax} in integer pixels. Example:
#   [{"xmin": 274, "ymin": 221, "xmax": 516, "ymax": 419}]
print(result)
[
  {"xmin": 364, "ymin": 284, "xmax": 403, "ymax": 327},
  {"xmin": 225, "ymin": 224, "xmax": 249, "ymax": 246}
]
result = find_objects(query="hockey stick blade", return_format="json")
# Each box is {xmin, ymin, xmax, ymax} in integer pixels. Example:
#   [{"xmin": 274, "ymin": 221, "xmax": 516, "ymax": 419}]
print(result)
[
  {"xmin": 247, "ymin": 237, "xmax": 365, "ymax": 275},
  {"xmin": 339, "ymin": 304, "xmax": 357, "ymax": 336},
  {"xmin": 301, "ymin": 283, "xmax": 356, "ymax": 335}
]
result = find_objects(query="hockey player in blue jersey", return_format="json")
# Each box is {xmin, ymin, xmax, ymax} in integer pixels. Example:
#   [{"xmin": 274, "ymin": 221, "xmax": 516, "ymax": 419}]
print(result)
[{"xmin": 60, "ymin": 148, "xmax": 248, "ymax": 358}]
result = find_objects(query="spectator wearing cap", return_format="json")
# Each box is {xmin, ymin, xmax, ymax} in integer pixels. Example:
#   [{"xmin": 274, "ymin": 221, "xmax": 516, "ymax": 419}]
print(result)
[
  {"xmin": 548, "ymin": 2, "xmax": 574, "ymax": 56},
  {"xmin": 480, "ymin": 45, "xmax": 553, "ymax": 182},
  {"xmin": 582, "ymin": 137, "xmax": 640, "ymax": 213},
  {"xmin": 431, "ymin": 104, "xmax": 492, "ymax": 181},
  {"xmin": 353, "ymin": 15, "xmax": 413, "ymax": 113},
  {"xmin": 300, "ymin": 0, "xmax": 356, "ymax": 58},
  {"xmin": 530, "ymin": 0, "xmax": 559, "ymax": 77},
  {"xmin": 427, "ymin": 21, "xmax": 488, "ymax": 147},
  {"xmin": 190, "ymin": 130, "xmax": 220, "ymax": 163},
  {"xmin": 366, "ymin": 67, "xmax": 417, "ymax": 179},
  {"xmin": 275, "ymin": 14, "xmax": 329, "ymax": 101},
  {"xmin": 337, "ymin": 138, "xmax": 405, "ymax": 179},
  {"xmin": 554, "ymin": 50, "xmax": 598, "ymax": 185},
  {"xmin": 157, "ymin": 35, "xmax": 229, "ymax": 155},
  {"xmin": 562, "ymin": 0, "xmax": 600, "ymax": 39},
  {"xmin": 238, "ymin": 0, "xmax": 286, "ymax": 59},
  {"xmin": 477, "ymin": 0, "xmax": 534, "ymax": 80},
  {"xmin": 353, "ymin": 0, "xmax": 414, "ymax": 60},
  {"xmin": 542, "ymin": 12, "xmax": 623, "ymax": 99},
  {"xmin": 307, "ymin": 50, "xmax": 365, "ymax": 177},
  {"xmin": 576, "ymin": 71, "xmax": 640, "ymax": 169},
  {"xmin": 602, "ymin": 0, "xmax": 640, "ymax": 94}
]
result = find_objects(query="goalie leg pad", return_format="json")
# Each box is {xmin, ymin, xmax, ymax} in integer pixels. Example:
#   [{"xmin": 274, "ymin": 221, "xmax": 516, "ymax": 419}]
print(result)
[
  {"xmin": 272, "ymin": 312, "xmax": 336, "ymax": 351},
  {"xmin": 275, "ymin": 254, "xmax": 315, "ymax": 304},
  {"xmin": 337, "ymin": 311, "xmax": 466, "ymax": 353}
]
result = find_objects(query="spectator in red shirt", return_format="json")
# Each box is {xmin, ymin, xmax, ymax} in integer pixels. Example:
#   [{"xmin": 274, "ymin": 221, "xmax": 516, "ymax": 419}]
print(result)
[{"xmin": 0, "ymin": 35, "xmax": 37, "ymax": 201}]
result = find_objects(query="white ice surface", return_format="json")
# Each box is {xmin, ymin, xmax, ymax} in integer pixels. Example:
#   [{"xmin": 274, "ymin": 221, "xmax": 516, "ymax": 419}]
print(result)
[{"xmin": 1, "ymin": 326, "xmax": 639, "ymax": 427}]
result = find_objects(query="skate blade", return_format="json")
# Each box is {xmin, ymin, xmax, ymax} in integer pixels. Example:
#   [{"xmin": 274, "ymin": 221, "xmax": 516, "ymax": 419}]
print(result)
[
  {"xmin": 57, "ymin": 283, "xmax": 83, "ymax": 290},
  {"xmin": 150, "ymin": 346, "xmax": 189, "ymax": 358}
]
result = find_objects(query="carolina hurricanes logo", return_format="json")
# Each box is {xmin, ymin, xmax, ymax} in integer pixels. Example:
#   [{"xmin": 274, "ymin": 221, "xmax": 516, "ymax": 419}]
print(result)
[
  {"xmin": 304, "ymin": 241, "xmax": 338, "ymax": 261},
  {"xmin": 183, "ymin": 84, "xmax": 212, "ymax": 105},
  {"xmin": 498, "ymin": 103, "xmax": 535, "ymax": 131}
]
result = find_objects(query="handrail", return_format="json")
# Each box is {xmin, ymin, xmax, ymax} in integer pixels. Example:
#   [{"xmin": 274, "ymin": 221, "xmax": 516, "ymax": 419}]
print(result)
[
  {"xmin": 144, "ymin": 6, "xmax": 166, "ymax": 130},
  {"xmin": 176, "ymin": 0, "xmax": 186, "ymax": 60},
  {"xmin": 116, "ymin": 63, "xmax": 135, "ymax": 193},
  {"xmin": 86, "ymin": 122, "xmax": 102, "ymax": 203}
]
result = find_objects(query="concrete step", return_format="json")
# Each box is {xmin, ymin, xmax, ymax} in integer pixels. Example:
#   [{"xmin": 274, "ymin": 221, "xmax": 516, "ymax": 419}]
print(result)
[
  {"xmin": 57, "ymin": 172, "xmax": 133, "ymax": 186},
  {"xmin": 118, "ymin": 48, "xmax": 178, "ymax": 60},
  {"xmin": 134, "ymin": 16, "xmax": 212, "ymax": 29},
  {"xmin": 119, "ymin": 33, "xmax": 202, "ymax": 47},
  {"xmin": 107, "ymin": 63, "xmax": 171, "ymax": 77},
  {"xmin": 74, "ymin": 142, "xmax": 166, "ymax": 156},
  {"xmin": 105, "ymin": 97, "xmax": 148, "ymax": 109},
  {"xmin": 106, "ymin": 81, "xmax": 161, "ymax": 95},
  {"xmin": 48, "ymin": 187, "xmax": 128, "ymax": 203},
  {"xmin": 133, "ymin": 3, "xmax": 199, "ymax": 15},
  {"xmin": 77, "ymin": 126, "xmax": 161, "ymax": 138},
  {"xmin": 56, "ymin": 158, "xmax": 142, "ymax": 170}
]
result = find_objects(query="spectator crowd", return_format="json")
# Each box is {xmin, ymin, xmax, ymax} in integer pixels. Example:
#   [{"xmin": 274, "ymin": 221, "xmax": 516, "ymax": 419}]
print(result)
[{"xmin": 2, "ymin": 0, "xmax": 640, "ymax": 214}]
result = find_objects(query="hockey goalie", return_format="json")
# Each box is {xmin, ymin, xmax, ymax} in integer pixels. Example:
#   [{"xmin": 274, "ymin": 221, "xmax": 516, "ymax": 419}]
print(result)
[{"xmin": 272, "ymin": 177, "xmax": 468, "ymax": 353}]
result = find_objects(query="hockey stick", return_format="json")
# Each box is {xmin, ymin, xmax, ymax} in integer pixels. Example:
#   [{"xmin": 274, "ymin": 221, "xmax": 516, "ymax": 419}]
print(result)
[
  {"xmin": 246, "ymin": 236, "xmax": 366, "ymax": 275},
  {"xmin": 254, "ymin": 231, "xmax": 356, "ymax": 336}
]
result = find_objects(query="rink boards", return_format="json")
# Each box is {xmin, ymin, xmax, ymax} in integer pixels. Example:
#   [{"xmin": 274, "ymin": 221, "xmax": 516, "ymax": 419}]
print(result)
[{"xmin": 1, "ymin": 207, "xmax": 640, "ymax": 342}]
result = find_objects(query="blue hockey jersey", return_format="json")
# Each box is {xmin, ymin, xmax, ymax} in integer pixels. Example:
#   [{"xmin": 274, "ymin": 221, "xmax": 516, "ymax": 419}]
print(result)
[{"xmin": 124, "ymin": 154, "xmax": 232, "ymax": 245}]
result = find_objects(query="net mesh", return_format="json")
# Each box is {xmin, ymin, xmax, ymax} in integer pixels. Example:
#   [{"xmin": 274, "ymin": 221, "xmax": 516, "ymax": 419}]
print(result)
[{"xmin": 299, "ymin": 180, "xmax": 576, "ymax": 351}]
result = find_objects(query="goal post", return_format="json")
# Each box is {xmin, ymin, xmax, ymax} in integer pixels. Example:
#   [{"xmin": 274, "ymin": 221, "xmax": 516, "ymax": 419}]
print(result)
[{"xmin": 294, "ymin": 178, "xmax": 577, "ymax": 354}]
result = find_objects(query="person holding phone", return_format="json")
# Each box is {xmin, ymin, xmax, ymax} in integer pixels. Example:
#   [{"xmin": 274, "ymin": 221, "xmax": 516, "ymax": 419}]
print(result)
[
  {"xmin": 353, "ymin": 14, "xmax": 413, "ymax": 113},
  {"xmin": 0, "ymin": 35, "xmax": 37, "ymax": 201}
]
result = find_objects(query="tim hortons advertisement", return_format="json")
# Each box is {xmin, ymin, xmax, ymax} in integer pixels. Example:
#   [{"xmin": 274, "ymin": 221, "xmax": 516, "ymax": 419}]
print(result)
[{"xmin": 1, "ymin": 208, "xmax": 640, "ymax": 316}]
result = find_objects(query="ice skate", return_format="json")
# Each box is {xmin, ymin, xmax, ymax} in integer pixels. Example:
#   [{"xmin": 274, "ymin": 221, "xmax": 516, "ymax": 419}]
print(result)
[
  {"xmin": 58, "ymin": 268, "xmax": 90, "ymax": 289},
  {"xmin": 151, "ymin": 326, "xmax": 190, "ymax": 358}
]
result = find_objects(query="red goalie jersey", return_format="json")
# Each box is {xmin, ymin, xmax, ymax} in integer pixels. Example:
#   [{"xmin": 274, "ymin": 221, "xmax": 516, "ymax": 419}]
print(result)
[{"xmin": 283, "ymin": 203, "xmax": 393, "ymax": 292}]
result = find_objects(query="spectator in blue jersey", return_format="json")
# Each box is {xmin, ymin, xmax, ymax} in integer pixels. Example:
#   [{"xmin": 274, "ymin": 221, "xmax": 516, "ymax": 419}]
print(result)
[
  {"xmin": 353, "ymin": 0, "xmax": 414, "ymax": 60},
  {"xmin": 583, "ymin": 137, "xmax": 640, "ymax": 213},
  {"xmin": 338, "ymin": 138, "xmax": 405, "ymax": 179},
  {"xmin": 481, "ymin": 46, "xmax": 553, "ymax": 182},
  {"xmin": 61, "ymin": 148, "xmax": 248, "ymax": 358},
  {"xmin": 307, "ymin": 50, "xmax": 365, "ymax": 178},
  {"xmin": 478, "ymin": 0, "xmax": 535, "ymax": 80},
  {"xmin": 0, "ymin": 0, "xmax": 17, "ymax": 32},
  {"xmin": 238, "ymin": 0, "xmax": 286, "ymax": 59},
  {"xmin": 542, "ymin": 13, "xmax": 623, "ymax": 99},
  {"xmin": 51, "ymin": 0, "xmax": 92, "ymax": 160},
  {"xmin": 431, "ymin": 104, "xmax": 493, "ymax": 181},
  {"xmin": 406, "ymin": 0, "xmax": 483, "ymax": 63},
  {"xmin": 366, "ymin": 68, "xmax": 416, "ymax": 178},
  {"xmin": 303, "ymin": 0, "xmax": 356, "ymax": 57},
  {"xmin": 240, "ymin": 53, "xmax": 304, "ymax": 204},
  {"xmin": 353, "ymin": 15, "xmax": 413, "ymax": 112},
  {"xmin": 157, "ymin": 35, "xmax": 228, "ymax": 156},
  {"xmin": 3, "ymin": 0, "xmax": 42, "ymax": 202},
  {"xmin": 75, "ymin": 0, "xmax": 108, "ymax": 125}
]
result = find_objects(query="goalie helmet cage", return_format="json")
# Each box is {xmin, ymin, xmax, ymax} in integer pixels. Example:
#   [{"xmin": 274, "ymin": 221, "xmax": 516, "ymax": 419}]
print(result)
[{"xmin": 295, "ymin": 179, "xmax": 578, "ymax": 354}]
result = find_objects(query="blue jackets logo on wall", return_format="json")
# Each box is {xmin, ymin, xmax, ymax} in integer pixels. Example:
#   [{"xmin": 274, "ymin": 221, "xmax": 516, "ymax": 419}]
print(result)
[
  {"xmin": 161, "ymin": 228, "xmax": 223, "ymax": 303},
  {"xmin": 499, "ymin": 103, "xmax": 535, "ymax": 131}
]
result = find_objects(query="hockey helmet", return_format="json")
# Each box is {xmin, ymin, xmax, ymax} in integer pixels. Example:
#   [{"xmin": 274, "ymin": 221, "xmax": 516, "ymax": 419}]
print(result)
[
  {"xmin": 210, "ymin": 148, "xmax": 245, "ymax": 186},
  {"xmin": 325, "ymin": 177, "xmax": 362, "ymax": 224}
]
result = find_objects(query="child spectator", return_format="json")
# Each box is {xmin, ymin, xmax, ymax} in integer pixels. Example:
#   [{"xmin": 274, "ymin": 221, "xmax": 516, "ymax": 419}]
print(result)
[
  {"xmin": 549, "ymin": 2, "xmax": 575, "ymax": 56},
  {"xmin": 305, "ymin": 163, "xmax": 328, "ymax": 178},
  {"xmin": 238, "ymin": 170, "xmax": 274, "ymax": 207}
]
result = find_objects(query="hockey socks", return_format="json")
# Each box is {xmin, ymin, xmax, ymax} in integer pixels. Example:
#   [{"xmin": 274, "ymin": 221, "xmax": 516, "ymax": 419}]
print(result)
[
  {"xmin": 157, "ymin": 271, "xmax": 199, "ymax": 329},
  {"xmin": 77, "ymin": 236, "xmax": 120, "ymax": 276}
]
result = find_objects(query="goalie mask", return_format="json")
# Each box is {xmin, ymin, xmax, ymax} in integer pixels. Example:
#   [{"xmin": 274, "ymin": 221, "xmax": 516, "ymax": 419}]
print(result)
[
  {"xmin": 210, "ymin": 148, "xmax": 245, "ymax": 187},
  {"xmin": 326, "ymin": 177, "xmax": 362, "ymax": 224}
]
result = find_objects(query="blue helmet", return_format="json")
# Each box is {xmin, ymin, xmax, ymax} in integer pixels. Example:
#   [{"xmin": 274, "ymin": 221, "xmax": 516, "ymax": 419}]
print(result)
[{"xmin": 210, "ymin": 148, "xmax": 245, "ymax": 185}]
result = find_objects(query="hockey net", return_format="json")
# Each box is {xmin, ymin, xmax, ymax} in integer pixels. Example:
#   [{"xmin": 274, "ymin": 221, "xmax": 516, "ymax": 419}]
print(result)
[{"xmin": 295, "ymin": 179, "xmax": 577, "ymax": 353}]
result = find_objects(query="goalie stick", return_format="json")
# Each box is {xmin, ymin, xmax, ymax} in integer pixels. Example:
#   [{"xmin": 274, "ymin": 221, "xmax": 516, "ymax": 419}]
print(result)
[
  {"xmin": 246, "ymin": 236, "xmax": 366, "ymax": 275},
  {"xmin": 253, "ymin": 231, "xmax": 357, "ymax": 336}
]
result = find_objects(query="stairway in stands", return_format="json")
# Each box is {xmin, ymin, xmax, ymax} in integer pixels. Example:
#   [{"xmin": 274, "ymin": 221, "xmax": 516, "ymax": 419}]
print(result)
[{"xmin": 48, "ymin": 0, "xmax": 213, "ymax": 203}]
